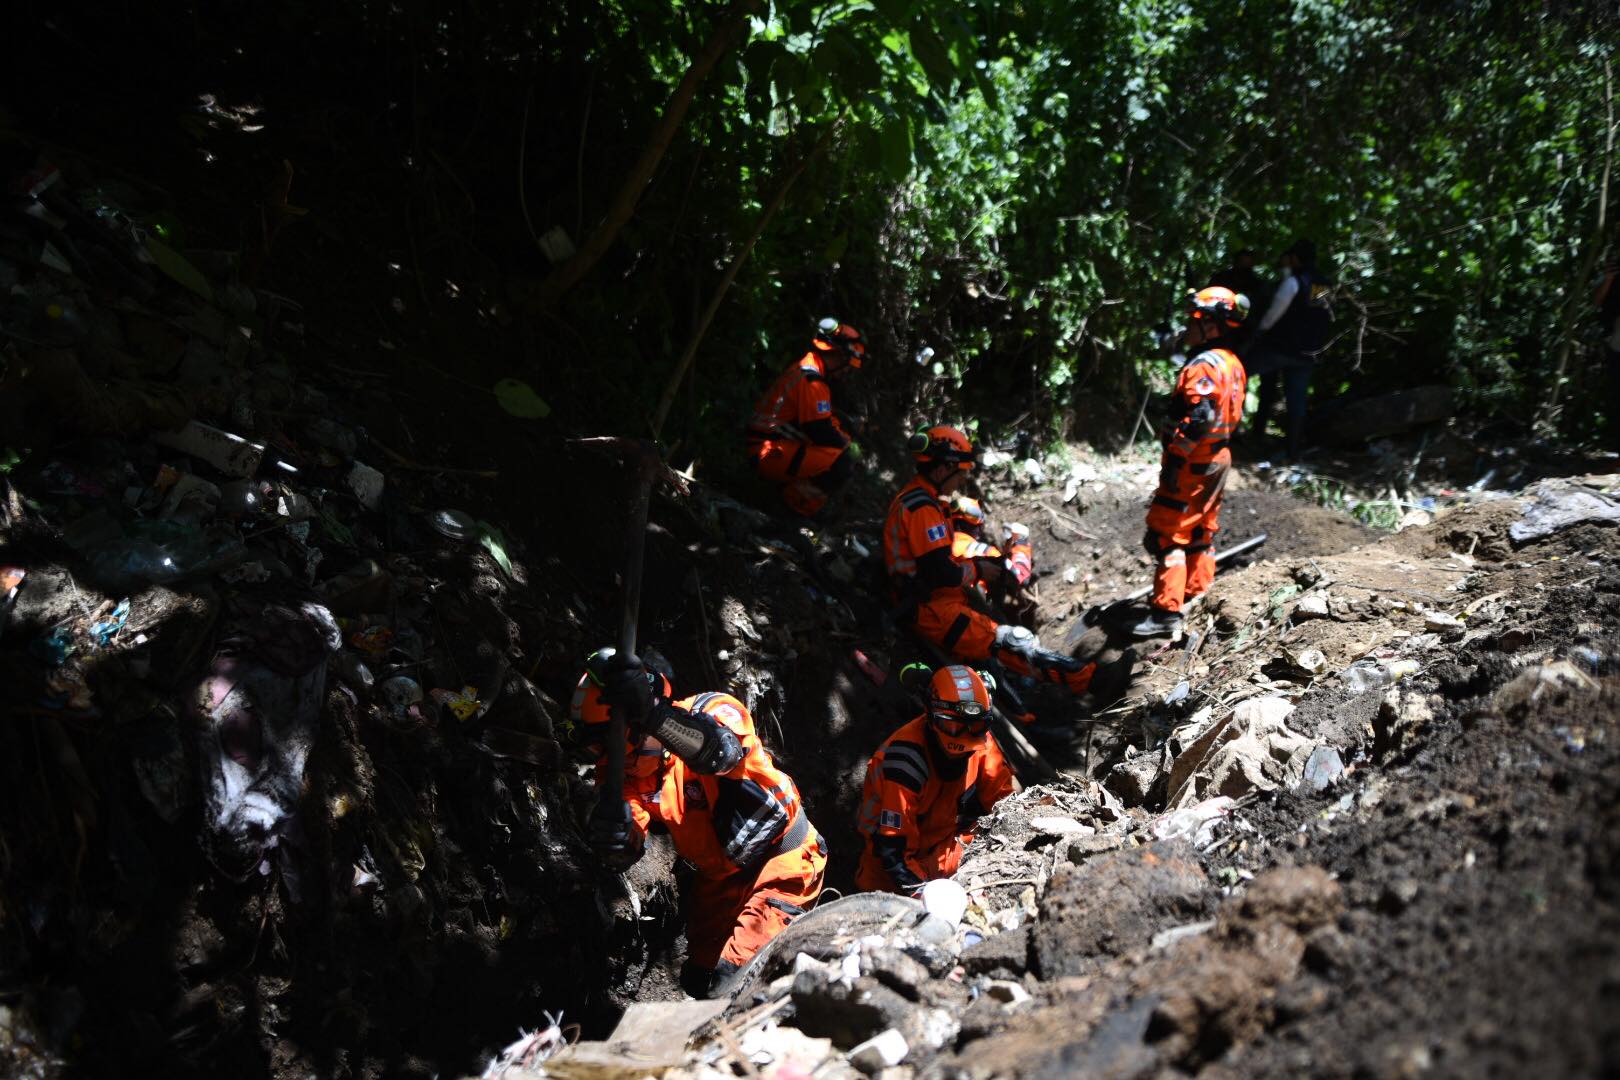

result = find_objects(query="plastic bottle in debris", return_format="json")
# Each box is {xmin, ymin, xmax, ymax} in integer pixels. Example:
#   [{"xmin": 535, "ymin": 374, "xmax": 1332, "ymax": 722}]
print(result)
[{"xmin": 1342, "ymin": 658, "xmax": 1421, "ymax": 694}]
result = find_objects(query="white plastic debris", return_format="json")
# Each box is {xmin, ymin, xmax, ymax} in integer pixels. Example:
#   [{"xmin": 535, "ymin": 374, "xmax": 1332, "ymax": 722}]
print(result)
[
  {"xmin": 1027, "ymin": 816, "xmax": 1094, "ymax": 837},
  {"xmin": 1294, "ymin": 593, "xmax": 1330, "ymax": 620},
  {"xmin": 481, "ymin": 1014, "xmax": 570, "ymax": 1079},
  {"xmin": 152, "ymin": 421, "xmax": 267, "ymax": 478},
  {"xmin": 1150, "ymin": 919, "xmax": 1217, "ymax": 950},
  {"xmin": 1151, "ymin": 796, "xmax": 1236, "ymax": 847},
  {"xmin": 1424, "ymin": 611, "xmax": 1462, "ymax": 632},
  {"xmin": 920, "ymin": 878, "xmax": 968, "ymax": 927},
  {"xmin": 848, "ymin": 1029, "xmax": 909, "ymax": 1073},
  {"xmin": 982, "ymin": 979, "xmax": 1031, "ymax": 1005}
]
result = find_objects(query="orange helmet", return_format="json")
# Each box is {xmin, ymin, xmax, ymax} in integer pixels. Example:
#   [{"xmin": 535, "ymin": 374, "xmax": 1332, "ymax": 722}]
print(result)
[
  {"xmin": 1187, "ymin": 286, "xmax": 1250, "ymax": 329},
  {"xmin": 947, "ymin": 493, "xmax": 987, "ymax": 532},
  {"xmin": 927, "ymin": 664, "xmax": 992, "ymax": 756},
  {"xmin": 813, "ymin": 318, "xmax": 868, "ymax": 369},
  {"xmin": 909, "ymin": 425, "xmax": 976, "ymax": 471},
  {"xmin": 570, "ymin": 647, "xmax": 674, "ymax": 775}
]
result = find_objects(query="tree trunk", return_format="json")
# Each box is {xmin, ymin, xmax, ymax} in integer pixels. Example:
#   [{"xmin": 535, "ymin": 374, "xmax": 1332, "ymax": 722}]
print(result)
[
  {"xmin": 649, "ymin": 125, "xmax": 838, "ymax": 440},
  {"xmin": 525, "ymin": 0, "xmax": 761, "ymax": 314},
  {"xmin": 1540, "ymin": 57, "xmax": 1616, "ymax": 430}
]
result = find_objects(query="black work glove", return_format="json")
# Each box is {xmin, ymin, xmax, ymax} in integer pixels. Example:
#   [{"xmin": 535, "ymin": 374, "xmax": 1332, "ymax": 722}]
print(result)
[
  {"xmin": 1143, "ymin": 529, "xmax": 1160, "ymax": 558},
  {"xmin": 600, "ymin": 651, "xmax": 653, "ymax": 727},
  {"xmin": 1033, "ymin": 647, "xmax": 1082, "ymax": 673},
  {"xmin": 587, "ymin": 792, "xmax": 644, "ymax": 872}
]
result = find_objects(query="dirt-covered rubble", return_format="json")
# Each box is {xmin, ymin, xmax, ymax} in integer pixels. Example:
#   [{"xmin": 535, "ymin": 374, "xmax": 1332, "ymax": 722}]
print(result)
[
  {"xmin": 0, "ymin": 148, "xmax": 891, "ymax": 1079},
  {"xmin": 488, "ymin": 477, "xmax": 1620, "ymax": 1080}
]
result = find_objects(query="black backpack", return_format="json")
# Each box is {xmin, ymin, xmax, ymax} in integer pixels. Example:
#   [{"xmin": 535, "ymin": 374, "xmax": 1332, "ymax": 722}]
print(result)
[{"xmin": 1273, "ymin": 270, "xmax": 1333, "ymax": 357}]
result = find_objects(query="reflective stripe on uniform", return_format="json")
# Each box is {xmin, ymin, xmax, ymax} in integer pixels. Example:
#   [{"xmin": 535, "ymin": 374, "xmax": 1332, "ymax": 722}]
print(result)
[
  {"xmin": 941, "ymin": 613, "xmax": 973, "ymax": 652},
  {"xmin": 880, "ymin": 742, "xmax": 929, "ymax": 793}
]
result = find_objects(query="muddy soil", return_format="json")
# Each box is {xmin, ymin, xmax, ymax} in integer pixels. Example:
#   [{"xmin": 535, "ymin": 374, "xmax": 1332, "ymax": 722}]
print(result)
[
  {"xmin": 932, "ymin": 503, "xmax": 1620, "ymax": 1079},
  {"xmin": 966, "ymin": 456, "xmax": 1373, "ymax": 641}
]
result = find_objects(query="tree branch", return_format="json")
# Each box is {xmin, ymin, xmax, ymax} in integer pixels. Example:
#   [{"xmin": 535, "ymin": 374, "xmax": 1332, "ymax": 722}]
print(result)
[{"xmin": 525, "ymin": 0, "xmax": 761, "ymax": 313}]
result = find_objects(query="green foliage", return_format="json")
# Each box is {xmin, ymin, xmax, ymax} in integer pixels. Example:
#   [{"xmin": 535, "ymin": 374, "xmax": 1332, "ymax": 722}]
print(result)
[{"xmin": 125, "ymin": 0, "xmax": 1612, "ymax": 458}]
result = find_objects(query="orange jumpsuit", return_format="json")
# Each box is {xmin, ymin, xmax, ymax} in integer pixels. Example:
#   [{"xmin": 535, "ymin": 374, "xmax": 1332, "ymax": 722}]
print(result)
[
  {"xmin": 951, "ymin": 526, "xmax": 1034, "ymax": 590},
  {"xmin": 595, "ymin": 691, "xmax": 826, "ymax": 973},
  {"xmin": 884, "ymin": 476, "xmax": 1092, "ymax": 692},
  {"xmin": 1146, "ymin": 347, "xmax": 1248, "ymax": 613},
  {"xmin": 856, "ymin": 717, "xmax": 1016, "ymax": 893},
  {"xmin": 747, "ymin": 351, "xmax": 850, "ymax": 516}
]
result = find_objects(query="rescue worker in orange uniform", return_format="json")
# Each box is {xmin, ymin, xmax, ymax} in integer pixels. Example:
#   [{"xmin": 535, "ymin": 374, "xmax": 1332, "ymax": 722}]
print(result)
[
  {"xmin": 746, "ymin": 318, "xmax": 867, "ymax": 516},
  {"xmin": 1132, "ymin": 286, "xmax": 1250, "ymax": 639},
  {"xmin": 857, "ymin": 664, "xmax": 1017, "ymax": 893},
  {"xmin": 947, "ymin": 493, "xmax": 1035, "ymax": 621},
  {"xmin": 883, "ymin": 426, "xmax": 1095, "ymax": 695},
  {"xmin": 948, "ymin": 495, "xmax": 1034, "ymax": 587},
  {"xmin": 574, "ymin": 647, "xmax": 826, "ymax": 991}
]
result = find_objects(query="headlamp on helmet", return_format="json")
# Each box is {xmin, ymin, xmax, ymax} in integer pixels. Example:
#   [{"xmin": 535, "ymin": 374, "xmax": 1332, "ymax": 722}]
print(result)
[
  {"xmin": 948, "ymin": 493, "xmax": 988, "ymax": 530},
  {"xmin": 926, "ymin": 664, "xmax": 993, "ymax": 755},
  {"xmin": 1186, "ymin": 286, "xmax": 1250, "ymax": 330},
  {"xmin": 814, "ymin": 317, "xmax": 867, "ymax": 369}
]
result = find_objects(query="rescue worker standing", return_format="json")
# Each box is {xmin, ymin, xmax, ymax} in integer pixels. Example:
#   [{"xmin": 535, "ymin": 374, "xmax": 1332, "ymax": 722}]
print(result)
[
  {"xmin": 574, "ymin": 648, "xmax": 826, "ymax": 991},
  {"xmin": 1133, "ymin": 287, "xmax": 1250, "ymax": 640},
  {"xmin": 746, "ymin": 318, "xmax": 867, "ymax": 516},
  {"xmin": 857, "ymin": 665, "xmax": 1016, "ymax": 894},
  {"xmin": 883, "ymin": 426, "xmax": 1095, "ymax": 694}
]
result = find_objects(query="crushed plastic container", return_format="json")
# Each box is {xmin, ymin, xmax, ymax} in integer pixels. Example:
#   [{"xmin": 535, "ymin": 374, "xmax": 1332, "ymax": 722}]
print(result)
[
  {"xmin": 152, "ymin": 421, "xmax": 266, "ymax": 479},
  {"xmin": 1341, "ymin": 658, "xmax": 1420, "ymax": 694}
]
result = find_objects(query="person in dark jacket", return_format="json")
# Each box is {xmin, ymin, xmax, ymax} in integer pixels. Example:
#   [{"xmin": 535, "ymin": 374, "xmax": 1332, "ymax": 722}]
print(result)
[{"xmin": 1246, "ymin": 239, "xmax": 1324, "ymax": 460}]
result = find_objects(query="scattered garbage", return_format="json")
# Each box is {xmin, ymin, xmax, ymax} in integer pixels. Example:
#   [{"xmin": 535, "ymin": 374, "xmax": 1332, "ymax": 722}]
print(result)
[
  {"xmin": 430, "ymin": 685, "xmax": 483, "ymax": 721},
  {"xmin": 849, "ymin": 1028, "xmax": 909, "ymax": 1072},
  {"xmin": 1293, "ymin": 592, "xmax": 1330, "ymax": 620},
  {"xmin": 1282, "ymin": 646, "xmax": 1328, "ymax": 677},
  {"xmin": 346, "ymin": 461, "xmax": 385, "ymax": 509},
  {"xmin": 920, "ymin": 878, "xmax": 968, "ymax": 926},
  {"xmin": 1151, "ymin": 796, "xmax": 1236, "ymax": 847},
  {"xmin": 1342, "ymin": 657, "xmax": 1421, "ymax": 694},
  {"xmin": 151, "ymin": 420, "xmax": 268, "ymax": 479},
  {"xmin": 1299, "ymin": 745, "xmax": 1346, "ymax": 793},
  {"xmin": 88, "ymin": 598, "xmax": 130, "ymax": 645},
  {"xmin": 1509, "ymin": 479, "xmax": 1620, "ymax": 542},
  {"xmin": 193, "ymin": 603, "xmax": 340, "ymax": 881}
]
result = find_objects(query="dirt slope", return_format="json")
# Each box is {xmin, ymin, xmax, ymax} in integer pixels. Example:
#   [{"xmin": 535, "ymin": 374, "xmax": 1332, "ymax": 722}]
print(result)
[{"xmin": 502, "ymin": 478, "xmax": 1620, "ymax": 1080}]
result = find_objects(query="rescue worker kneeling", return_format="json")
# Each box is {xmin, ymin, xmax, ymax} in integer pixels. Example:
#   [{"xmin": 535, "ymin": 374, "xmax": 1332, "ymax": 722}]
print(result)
[
  {"xmin": 947, "ymin": 493, "xmax": 1035, "ymax": 623},
  {"xmin": 883, "ymin": 426, "xmax": 1095, "ymax": 695},
  {"xmin": 857, "ymin": 665, "xmax": 1017, "ymax": 893},
  {"xmin": 574, "ymin": 648, "xmax": 826, "ymax": 991},
  {"xmin": 1133, "ymin": 286, "xmax": 1250, "ymax": 639},
  {"xmin": 746, "ymin": 318, "xmax": 867, "ymax": 517}
]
